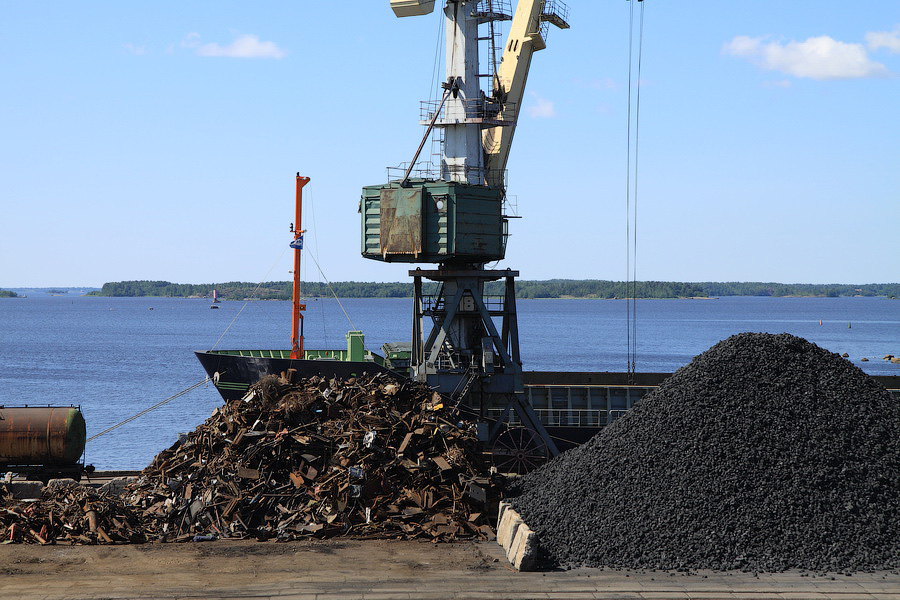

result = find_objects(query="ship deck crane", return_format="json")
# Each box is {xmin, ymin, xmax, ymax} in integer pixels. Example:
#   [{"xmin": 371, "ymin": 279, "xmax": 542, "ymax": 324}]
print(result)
[{"xmin": 363, "ymin": 0, "xmax": 569, "ymax": 467}]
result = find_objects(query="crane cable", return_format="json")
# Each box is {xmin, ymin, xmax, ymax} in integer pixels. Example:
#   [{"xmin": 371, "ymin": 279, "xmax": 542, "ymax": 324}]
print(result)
[
  {"xmin": 304, "ymin": 249, "xmax": 366, "ymax": 350},
  {"xmin": 302, "ymin": 184, "xmax": 370, "ymax": 353},
  {"xmin": 203, "ymin": 180, "xmax": 369, "ymax": 355},
  {"xmin": 307, "ymin": 180, "xmax": 329, "ymax": 349},
  {"xmin": 209, "ymin": 246, "xmax": 290, "ymax": 351},
  {"xmin": 85, "ymin": 377, "xmax": 210, "ymax": 443},
  {"xmin": 625, "ymin": 0, "xmax": 646, "ymax": 380}
]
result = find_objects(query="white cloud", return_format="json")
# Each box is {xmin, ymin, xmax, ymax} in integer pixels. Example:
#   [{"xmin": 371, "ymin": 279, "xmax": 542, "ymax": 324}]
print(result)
[
  {"xmin": 526, "ymin": 92, "xmax": 556, "ymax": 118},
  {"xmin": 124, "ymin": 43, "xmax": 147, "ymax": 56},
  {"xmin": 575, "ymin": 77, "xmax": 618, "ymax": 91},
  {"xmin": 723, "ymin": 34, "xmax": 888, "ymax": 80},
  {"xmin": 182, "ymin": 32, "xmax": 201, "ymax": 49},
  {"xmin": 866, "ymin": 25, "xmax": 900, "ymax": 54},
  {"xmin": 182, "ymin": 32, "xmax": 286, "ymax": 59}
]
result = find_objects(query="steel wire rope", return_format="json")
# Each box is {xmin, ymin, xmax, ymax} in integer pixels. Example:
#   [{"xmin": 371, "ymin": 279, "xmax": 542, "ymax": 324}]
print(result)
[
  {"xmin": 486, "ymin": 0, "xmax": 502, "ymax": 97},
  {"xmin": 625, "ymin": 0, "xmax": 634, "ymax": 376},
  {"xmin": 210, "ymin": 246, "xmax": 290, "ymax": 351},
  {"xmin": 307, "ymin": 183, "xmax": 329, "ymax": 349},
  {"xmin": 422, "ymin": 6, "xmax": 446, "ymax": 175},
  {"xmin": 633, "ymin": 4, "xmax": 645, "ymax": 378},
  {"xmin": 429, "ymin": 7, "xmax": 444, "ymax": 105},
  {"xmin": 85, "ymin": 377, "xmax": 210, "ymax": 443},
  {"xmin": 625, "ymin": 0, "xmax": 646, "ymax": 379},
  {"xmin": 304, "ymin": 249, "xmax": 369, "ymax": 353},
  {"xmin": 293, "ymin": 183, "xmax": 372, "ymax": 355}
]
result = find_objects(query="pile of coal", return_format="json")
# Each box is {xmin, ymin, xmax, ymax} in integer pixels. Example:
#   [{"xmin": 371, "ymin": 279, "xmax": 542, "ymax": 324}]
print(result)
[
  {"xmin": 0, "ymin": 480, "xmax": 146, "ymax": 544},
  {"xmin": 509, "ymin": 333, "xmax": 900, "ymax": 572},
  {"xmin": 125, "ymin": 372, "xmax": 497, "ymax": 542}
]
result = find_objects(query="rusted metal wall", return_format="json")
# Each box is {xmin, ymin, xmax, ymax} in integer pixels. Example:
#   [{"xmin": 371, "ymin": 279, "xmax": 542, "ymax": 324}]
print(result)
[
  {"xmin": 362, "ymin": 179, "xmax": 504, "ymax": 263},
  {"xmin": 379, "ymin": 187, "xmax": 423, "ymax": 256}
]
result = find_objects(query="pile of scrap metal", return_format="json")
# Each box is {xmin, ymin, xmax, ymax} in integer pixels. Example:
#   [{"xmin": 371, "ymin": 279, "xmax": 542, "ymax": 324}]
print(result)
[
  {"xmin": 0, "ymin": 480, "xmax": 146, "ymax": 545},
  {"xmin": 124, "ymin": 372, "xmax": 501, "ymax": 542}
]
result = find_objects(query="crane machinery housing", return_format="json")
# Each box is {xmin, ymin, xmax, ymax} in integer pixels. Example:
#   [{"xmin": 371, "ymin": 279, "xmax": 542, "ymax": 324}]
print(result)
[{"xmin": 360, "ymin": 0, "xmax": 570, "ymax": 457}]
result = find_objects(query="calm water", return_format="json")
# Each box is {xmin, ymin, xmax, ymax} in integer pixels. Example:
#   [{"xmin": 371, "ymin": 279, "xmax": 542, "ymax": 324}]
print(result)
[{"xmin": 1, "ymin": 294, "xmax": 898, "ymax": 469}]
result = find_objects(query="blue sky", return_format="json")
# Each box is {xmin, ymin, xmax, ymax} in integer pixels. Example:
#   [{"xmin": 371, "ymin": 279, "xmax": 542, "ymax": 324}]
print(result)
[{"xmin": 1, "ymin": 1, "xmax": 898, "ymax": 287}]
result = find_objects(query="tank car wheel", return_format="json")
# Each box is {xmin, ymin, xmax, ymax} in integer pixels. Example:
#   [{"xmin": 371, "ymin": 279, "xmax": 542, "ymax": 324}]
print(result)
[{"xmin": 491, "ymin": 426, "xmax": 548, "ymax": 475}]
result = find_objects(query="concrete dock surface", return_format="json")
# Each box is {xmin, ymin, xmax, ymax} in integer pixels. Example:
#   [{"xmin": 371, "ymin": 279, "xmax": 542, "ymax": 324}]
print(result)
[{"xmin": 2, "ymin": 539, "xmax": 899, "ymax": 600}]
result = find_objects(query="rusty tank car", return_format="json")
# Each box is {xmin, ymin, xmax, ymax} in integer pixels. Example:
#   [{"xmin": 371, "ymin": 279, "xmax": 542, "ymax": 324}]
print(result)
[{"xmin": 0, "ymin": 406, "xmax": 88, "ymax": 481}]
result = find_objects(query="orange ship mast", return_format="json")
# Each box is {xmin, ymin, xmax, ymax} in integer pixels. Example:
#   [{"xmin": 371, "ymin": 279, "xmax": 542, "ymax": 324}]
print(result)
[{"xmin": 291, "ymin": 173, "xmax": 310, "ymax": 359}]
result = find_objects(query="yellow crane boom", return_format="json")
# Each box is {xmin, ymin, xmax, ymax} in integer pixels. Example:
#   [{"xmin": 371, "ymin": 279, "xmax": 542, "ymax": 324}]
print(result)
[{"xmin": 483, "ymin": 0, "xmax": 569, "ymax": 191}]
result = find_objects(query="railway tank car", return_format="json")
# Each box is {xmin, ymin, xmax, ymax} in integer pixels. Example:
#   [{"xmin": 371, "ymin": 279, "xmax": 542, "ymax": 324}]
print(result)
[{"xmin": 0, "ymin": 406, "xmax": 87, "ymax": 480}]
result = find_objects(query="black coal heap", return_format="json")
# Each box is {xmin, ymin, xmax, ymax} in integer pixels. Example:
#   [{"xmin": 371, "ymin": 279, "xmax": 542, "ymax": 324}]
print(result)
[{"xmin": 510, "ymin": 333, "xmax": 900, "ymax": 572}]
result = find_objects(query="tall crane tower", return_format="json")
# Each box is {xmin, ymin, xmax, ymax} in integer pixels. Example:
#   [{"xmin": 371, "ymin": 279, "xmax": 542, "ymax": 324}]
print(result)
[{"xmin": 360, "ymin": 0, "xmax": 568, "ymax": 447}]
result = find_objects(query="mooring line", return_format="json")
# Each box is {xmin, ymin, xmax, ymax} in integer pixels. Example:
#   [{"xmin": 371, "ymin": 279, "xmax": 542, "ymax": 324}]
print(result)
[{"xmin": 85, "ymin": 377, "xmax": 210, "ymax": 443}]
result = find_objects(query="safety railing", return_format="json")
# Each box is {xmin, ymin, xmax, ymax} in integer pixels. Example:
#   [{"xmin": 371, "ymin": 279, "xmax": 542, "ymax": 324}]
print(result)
[
  {"xmin": 474, "ymin": 0, "xmax": 512, "ymax": 21},
  {"xmin": 420, "ymin": 98, "xmax": 517, "ymax": 125},
  {"xmin": 486, "ymin": 408, "xmax": 631, "ymax": 428},
  {"xmin": 386, "ymin": 163, "xmax": 508, "ymax": 190},
  {"xmin": 540, "ymin": 0, "xmax": 570, "ymax": 37},
  {"xmin": 421, "ymin": 293, "xmax": 507, "ymax": 315}
]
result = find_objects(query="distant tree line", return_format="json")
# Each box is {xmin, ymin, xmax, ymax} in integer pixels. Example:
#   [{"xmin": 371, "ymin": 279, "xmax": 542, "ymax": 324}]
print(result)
[
  {"xmin": 90, "ymin": 280, "xmax": 900, "ymax": 300},
  {"xmin": 505, "ymin": 280, "xmax": 708, "ymax": 299},
  {"xmin": 0, "ymin": 290, "xmax": 18, "ymax": 298},
  {"xmin": 90, "ymin": 280, "xmax": 422, "ymax": 300},
  {"xmin": 696, "ymin": 282, "xmax": 899, "ymax": 298}
]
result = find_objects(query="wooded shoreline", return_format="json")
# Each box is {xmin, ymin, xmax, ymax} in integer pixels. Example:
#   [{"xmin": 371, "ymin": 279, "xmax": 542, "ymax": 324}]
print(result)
[{"xmin": 84, "ymin": 280, "xmax": 900, "ymax": 300}]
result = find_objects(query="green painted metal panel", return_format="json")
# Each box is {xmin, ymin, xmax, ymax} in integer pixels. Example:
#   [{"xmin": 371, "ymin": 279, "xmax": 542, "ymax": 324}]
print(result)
[
  {"xmin": 346, "ymin": 330, "xmax": 366, "ymax": 362},
  {"xmin": 361, "ymin": 179, "xmax": 505, "ymax": 263},
  {"xmin": 208, "ymin": 348, "xmax": 388, "ymax": 367}
]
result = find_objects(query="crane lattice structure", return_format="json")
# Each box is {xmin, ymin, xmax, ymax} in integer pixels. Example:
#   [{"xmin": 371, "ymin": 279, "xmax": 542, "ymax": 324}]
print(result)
[{"xmin": 361, "ymin": 0, "xmax": 569, "ymax": 456}]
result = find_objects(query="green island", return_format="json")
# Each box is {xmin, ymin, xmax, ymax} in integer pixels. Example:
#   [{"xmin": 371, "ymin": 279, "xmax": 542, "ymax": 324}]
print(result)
[
  {"xmin": 0, "ymin": 290, "xmax": 19, "ymax": 298},
  {"xmin": 88, "ymin": 280, "xmax": 900, "ymax": 300}
]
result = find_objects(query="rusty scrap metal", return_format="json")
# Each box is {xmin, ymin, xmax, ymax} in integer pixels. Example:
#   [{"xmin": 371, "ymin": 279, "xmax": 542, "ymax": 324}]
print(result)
[
  {"xmin": 0, "ymin": 374, "xmax": 502, "ymax": 544},
  {"xmin": 125, "ymin": 373, "xmax": 500, "ymax": 542},
  {"xmin": 0, "ymin": 480, "xmax": 146, "ymax": 545}
]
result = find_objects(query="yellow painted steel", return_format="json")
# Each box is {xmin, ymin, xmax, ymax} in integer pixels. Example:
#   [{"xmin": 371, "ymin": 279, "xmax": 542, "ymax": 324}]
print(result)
[{"xmin": 483, "ymin": 0, "xmax": 568, "ymax": 190}]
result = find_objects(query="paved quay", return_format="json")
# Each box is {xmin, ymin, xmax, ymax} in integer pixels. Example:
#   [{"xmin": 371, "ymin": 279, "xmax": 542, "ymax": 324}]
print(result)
[{"xmin": 2, "ymin": 539, "xmax": 899, "ymax": 600}]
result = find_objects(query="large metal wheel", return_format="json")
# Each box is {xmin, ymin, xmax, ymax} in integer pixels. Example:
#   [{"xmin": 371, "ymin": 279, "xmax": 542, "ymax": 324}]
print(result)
[{"xmin": 491, "ymin": 427, "xmax": 548, "ymax": 474}]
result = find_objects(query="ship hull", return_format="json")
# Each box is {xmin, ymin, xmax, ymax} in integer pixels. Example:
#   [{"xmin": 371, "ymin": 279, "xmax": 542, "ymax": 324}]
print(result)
[
  {"xmin": 195, "ymin": 350, "xmax": 396, "ymax": 400},
  {"xmin": 196, "ymin": 351, "xmax": 900, "ymax": 452}
]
